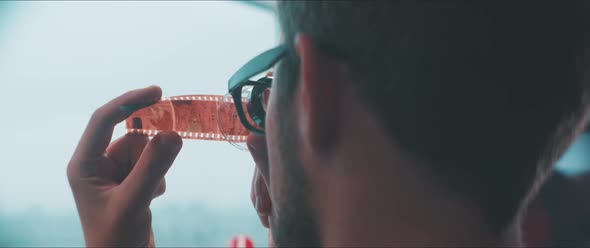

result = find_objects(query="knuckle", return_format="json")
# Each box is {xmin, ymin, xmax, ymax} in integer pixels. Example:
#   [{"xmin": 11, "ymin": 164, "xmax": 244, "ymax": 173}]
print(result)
[
  {"xmin": 90, "ymin": 105, "xmax": 108, "ymax": 123},
  {"xmin": 157, "ymin": 183, "xmax": 166, "ymax": 195},
  {"xmin": 153, "ymin": 182, "xmax": 166, "ymax": 198},
  {"xmin": 66, "ymin": 161, "xmax": 74, "ymax": 178},
  {"xmin": 66, "ymin": 160, "xmax": 79, "ymax": 184},
  {"xmin": 91, "ymin": 103, "xmax": 118, "ymax": 125}
]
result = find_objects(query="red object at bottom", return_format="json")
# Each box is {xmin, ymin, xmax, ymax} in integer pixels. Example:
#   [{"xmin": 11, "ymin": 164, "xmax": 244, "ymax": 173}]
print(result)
[
  {"xmin": 522, "ymin": 202, "xmax": 551, "ymax": 246},
  {"xmin": 229, "ymin": 235, "xmax": 254, "ymax": 248}
]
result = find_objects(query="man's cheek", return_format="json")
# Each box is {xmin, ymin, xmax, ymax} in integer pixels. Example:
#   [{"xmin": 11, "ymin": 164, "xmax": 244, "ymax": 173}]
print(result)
[
  {"xmin": 265, "ymin": 94, "xmax": 279, "ymax": 154},
  {"xmin": 265, "ymin": 89, "xmax": 277, "ymax": 131},
  {"xmin": 265, "ymin": 100, "xmax": 283, "ymax": 206},
  {"xmin": 265, "ymin": 106, "xmax": 278, "ymax": 174}
]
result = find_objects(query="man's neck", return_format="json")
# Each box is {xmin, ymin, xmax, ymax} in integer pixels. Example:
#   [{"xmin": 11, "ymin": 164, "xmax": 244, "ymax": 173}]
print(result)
[
  {"xmin": 308, "ymin": 91, "xmax": 522, "ymax": 247},
  {"xmin": 316, "ymin": 156, "xmax": 521, "ymax": 247}
]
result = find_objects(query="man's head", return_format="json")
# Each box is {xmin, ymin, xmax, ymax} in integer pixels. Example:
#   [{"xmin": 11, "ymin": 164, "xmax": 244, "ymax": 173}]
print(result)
[{"xmin": 249, "ymin": 1, "xmax": 590, "ymax": 246}]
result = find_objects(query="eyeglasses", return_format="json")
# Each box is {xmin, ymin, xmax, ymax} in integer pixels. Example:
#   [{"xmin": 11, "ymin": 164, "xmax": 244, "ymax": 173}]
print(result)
[
  {"xmin": 122, "ymin": 45, "xmax": 288, "ymax": 150},
  {"xmin": 216, "ymin": 44, "xmax": 288, "ymax": 150},
  {"xmin": 225, "ymin": 44, "xmax": 288, "ymax": 136}
]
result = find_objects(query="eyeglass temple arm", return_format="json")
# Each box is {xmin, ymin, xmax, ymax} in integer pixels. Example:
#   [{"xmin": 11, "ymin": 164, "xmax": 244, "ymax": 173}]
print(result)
[{"xmin": 228, "ymin": 44, "xmax": 287, "ymax": 92}]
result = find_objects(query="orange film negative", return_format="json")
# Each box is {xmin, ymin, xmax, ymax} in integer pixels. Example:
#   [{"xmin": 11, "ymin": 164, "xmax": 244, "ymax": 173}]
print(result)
[{"xmin": 125, "ymin": 95, "xmax": 250, "ymax": 143}]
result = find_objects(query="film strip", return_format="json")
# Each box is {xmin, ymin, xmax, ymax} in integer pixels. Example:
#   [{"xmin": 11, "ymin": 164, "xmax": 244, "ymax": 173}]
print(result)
[{"xmin": 125, "ymin": 94, "xmax": 250, "ymax": 143}]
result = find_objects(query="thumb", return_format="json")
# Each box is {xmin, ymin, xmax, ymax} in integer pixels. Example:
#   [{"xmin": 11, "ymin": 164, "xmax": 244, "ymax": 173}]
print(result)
[{"xmin": 116, "ymin": 131, "xmax": 182, "ymax": 210}]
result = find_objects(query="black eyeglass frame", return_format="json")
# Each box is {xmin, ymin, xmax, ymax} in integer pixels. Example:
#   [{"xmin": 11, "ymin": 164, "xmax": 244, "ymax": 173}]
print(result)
[{"xmin": 227, "ymin": 44, "xmax": 288, "ymax": 136}]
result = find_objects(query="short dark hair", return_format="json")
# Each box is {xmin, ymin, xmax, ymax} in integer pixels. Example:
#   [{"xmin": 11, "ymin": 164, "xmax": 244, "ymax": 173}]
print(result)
[{"xmin": 277, "ymin": 1, "xmax": 590, "ymax": 233}]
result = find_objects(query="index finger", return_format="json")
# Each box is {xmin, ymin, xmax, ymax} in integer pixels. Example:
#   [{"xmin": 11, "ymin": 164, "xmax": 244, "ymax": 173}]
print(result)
[{"xmin": 71, "ymin": 86, "xmax": 162, "ymax": 163}]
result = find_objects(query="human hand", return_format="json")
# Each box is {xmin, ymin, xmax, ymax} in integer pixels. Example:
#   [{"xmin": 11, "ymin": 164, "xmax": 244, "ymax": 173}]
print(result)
[
  {"xmin": 67, "ymin": 86, "xmax": 183, "ymax": 247},
  {"xmin": 248, "ymin": 134, "xmax": 275, "ymax": 247}
]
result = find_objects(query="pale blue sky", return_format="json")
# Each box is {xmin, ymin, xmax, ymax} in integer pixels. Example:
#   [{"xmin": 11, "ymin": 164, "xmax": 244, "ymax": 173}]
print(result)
[{"xmin": 0, "ymin": 1, "xmax": 276, "ymax": 214}]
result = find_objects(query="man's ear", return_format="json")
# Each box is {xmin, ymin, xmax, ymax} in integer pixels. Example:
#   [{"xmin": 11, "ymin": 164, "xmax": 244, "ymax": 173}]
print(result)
[{"xmin": 294, "ymin": 34, "xmax": 344, "ymax": 156}]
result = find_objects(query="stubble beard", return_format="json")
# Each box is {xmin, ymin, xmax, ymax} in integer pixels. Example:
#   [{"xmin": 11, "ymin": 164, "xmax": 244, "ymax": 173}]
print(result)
[{"xmin": 271, "ymin": 104, "xmax": 322, "ymax": 247}]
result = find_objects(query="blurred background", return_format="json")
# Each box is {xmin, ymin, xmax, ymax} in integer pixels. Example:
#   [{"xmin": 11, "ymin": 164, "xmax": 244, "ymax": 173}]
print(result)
[
  {"xmin": 0, "ymin": 1, "xmax": 587, "ymax": 246},
  {"xmin": 0, "ymin": 1, "xmax": 275, "ymax": 246}
]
